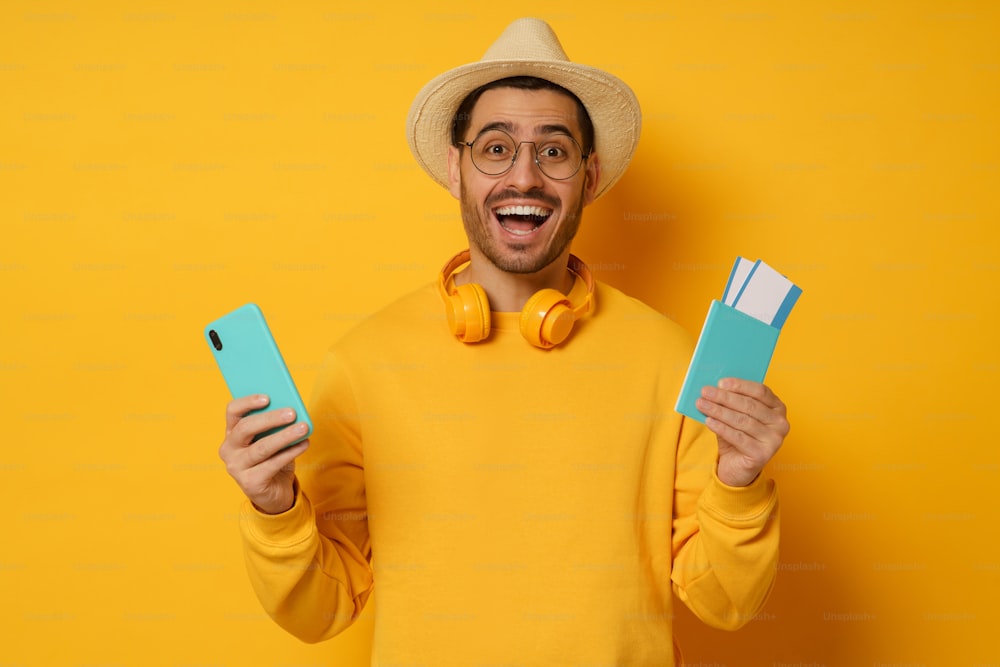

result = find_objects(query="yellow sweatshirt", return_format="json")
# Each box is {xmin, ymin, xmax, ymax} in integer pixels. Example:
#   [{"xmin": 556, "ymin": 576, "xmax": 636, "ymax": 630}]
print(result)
[{"xmin": 239, "ymin": 279, "xmax": 779, "ymax": 665}]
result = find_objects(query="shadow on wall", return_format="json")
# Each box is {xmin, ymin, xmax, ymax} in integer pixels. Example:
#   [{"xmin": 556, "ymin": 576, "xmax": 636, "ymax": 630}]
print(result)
[{"xmin": 580, "ymin": 130, "xmax": 883, "ymax": 663}]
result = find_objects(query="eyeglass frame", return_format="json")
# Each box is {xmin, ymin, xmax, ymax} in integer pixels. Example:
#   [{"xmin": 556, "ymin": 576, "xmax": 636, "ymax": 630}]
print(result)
[{"xmin": 457, "ymin": 127, "xmax": 592, "ymax": 181}]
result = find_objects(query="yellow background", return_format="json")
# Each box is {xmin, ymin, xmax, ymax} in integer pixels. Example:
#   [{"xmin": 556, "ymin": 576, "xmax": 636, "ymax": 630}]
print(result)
[{"xmin": 2, "ymin": 1, "xmax": 997, "ymax": 665}]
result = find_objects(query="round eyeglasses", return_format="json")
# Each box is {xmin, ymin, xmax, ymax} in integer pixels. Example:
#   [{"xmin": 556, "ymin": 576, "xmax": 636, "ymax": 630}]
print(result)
[{"xmin": 462, "ymin": 128, "xmax": 589, "ymax": 180}]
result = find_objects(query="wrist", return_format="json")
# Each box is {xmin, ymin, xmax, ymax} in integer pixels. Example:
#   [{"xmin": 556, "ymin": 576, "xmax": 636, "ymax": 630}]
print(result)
[
  {"xmin": 716, "ymin": 461, "xmax": 762, "ymax": 488},
  {"xmin": 250, "ymin": 478, "xmax": 299, "ymax": 516}
]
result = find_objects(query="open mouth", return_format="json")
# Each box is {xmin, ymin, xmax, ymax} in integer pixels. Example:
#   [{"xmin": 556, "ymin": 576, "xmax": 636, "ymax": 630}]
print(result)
[{"xmin": 494, "ymin": 204, "xmax": 553, "ymax": 236}]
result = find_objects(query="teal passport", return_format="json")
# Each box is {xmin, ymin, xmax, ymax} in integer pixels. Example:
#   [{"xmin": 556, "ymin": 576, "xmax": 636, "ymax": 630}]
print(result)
[{"xmin": 675, "ymin": 300, "xmax": 781, "ymax": 423}]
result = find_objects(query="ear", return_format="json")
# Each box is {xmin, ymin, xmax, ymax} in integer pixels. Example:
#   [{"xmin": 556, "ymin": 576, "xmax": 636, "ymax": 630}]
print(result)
[
  {"xmin": 447, "ymin": 144, "xmax": 461, "ymax": 200},
  {"xmin": 582, "ymin": 152, "xmax": 601, "ymax": 206}
]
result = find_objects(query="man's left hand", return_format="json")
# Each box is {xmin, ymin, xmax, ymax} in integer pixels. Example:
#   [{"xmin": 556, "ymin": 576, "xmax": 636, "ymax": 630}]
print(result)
[{"xmin": 696, "ymin": 378, "xmax": 789, "ymax": 487}]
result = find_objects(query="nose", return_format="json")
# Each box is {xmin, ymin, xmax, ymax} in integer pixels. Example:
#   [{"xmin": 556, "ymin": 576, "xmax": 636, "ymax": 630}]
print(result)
[{"xmin": 504, "ymin": 141, "xmax": 546, "ymax": 191}]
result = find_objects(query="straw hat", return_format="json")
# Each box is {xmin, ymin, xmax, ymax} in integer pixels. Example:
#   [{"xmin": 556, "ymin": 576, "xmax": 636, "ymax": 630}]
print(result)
[{"xmin": 406, "ymin": 17, "xmax": 642, "ymax": 200}]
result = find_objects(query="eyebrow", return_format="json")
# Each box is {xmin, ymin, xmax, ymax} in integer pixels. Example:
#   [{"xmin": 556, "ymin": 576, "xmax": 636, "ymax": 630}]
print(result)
[
  {"xmin": 538, "ymin": 123, "xmax": 575, "ymax": 137},
  {"xmin": 477, "ymin": 120, "xmax": 515, "ymax": 135},
  {"xmin": 475, "ymin": 120, "xmax": 578, "ymax": 139}
]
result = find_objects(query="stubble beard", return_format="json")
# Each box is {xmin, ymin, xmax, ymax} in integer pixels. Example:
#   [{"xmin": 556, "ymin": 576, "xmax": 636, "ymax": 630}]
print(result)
[{"xmin": 459, "ymin": 181, "xmax": 585, "ymax": 275}]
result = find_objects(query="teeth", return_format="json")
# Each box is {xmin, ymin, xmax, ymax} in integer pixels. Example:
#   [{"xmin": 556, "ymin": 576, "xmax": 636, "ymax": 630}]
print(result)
[{"xmin": 495, "ymin": 205, "xmax": 551, "ymax": 217}]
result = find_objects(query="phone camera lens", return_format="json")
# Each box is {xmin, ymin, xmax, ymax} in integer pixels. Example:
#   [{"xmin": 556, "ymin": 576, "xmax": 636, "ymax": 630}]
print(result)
[{"xmin": 209, "ymin": 329, "xmax": 223, "ymax": 351}]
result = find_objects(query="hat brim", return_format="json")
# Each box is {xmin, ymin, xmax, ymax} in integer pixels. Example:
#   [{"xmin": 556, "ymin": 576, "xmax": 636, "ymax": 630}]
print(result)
[{"xmin": 407, "ymin": 59, "xmax": 641, "ymax": 200}]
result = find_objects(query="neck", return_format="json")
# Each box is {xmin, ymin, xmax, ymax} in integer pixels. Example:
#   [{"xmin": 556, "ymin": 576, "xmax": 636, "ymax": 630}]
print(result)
[{"xmin": 457, "ymin": 247, "xmax": 575, "ymax": 313}]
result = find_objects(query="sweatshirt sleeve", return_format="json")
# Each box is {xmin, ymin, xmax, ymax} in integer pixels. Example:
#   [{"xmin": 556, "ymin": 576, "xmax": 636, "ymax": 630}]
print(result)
[
  {"xmin": 238, "ymin": 349, "xmax": 374, "ymax": 643},
  {"xmin": 669, "ymin": 414, "xmax": 780, "ymax": 630}
]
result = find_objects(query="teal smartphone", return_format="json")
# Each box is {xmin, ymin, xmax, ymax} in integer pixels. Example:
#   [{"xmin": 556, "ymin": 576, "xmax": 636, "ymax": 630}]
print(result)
[{"xmin": 204, "ymin": 303, "xmax": 312, "ymax": 444}]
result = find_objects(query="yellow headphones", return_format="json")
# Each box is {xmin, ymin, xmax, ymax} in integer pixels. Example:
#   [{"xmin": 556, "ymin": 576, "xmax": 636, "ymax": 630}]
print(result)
[{"xmin": 437, "ymin": 250, "xmax": 595, "ymax": 349}]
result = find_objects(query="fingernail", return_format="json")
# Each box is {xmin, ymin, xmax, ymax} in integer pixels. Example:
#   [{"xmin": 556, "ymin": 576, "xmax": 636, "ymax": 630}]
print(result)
[
  {"xmin": 702, "ymin": 386, "xmax": 716, "ymax": 399},
  {"xmin": 284, "ymin": 409, "xmax": 295, "ymax": 421}
]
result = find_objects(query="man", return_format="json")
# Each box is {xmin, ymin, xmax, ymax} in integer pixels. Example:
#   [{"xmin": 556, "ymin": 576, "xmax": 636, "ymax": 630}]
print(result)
[{"xmin": 219, "ymin": 18, "xmax": 788, "ymax": 665}]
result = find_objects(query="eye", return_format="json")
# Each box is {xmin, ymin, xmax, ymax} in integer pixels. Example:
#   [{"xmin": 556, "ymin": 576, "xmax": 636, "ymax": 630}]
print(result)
[
  {"xmin": 476, "ymin": 136, "xmax": 514, "ymax": 161},
  {"xmin": 538, "ymin": 139, "xmax": 573, "ymax": 162}
]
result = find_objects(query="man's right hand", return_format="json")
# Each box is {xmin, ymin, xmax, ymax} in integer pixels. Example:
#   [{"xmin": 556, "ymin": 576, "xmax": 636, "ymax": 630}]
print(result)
[{"xmin": 218, "ymin": 394, "xmax": 310, "ymax": 515}]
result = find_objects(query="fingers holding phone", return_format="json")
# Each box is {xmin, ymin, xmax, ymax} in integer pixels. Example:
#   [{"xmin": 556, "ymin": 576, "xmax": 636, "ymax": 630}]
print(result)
[{"xmin": 219, "ymin": 394, "xmax": 310, "ymax": 515}]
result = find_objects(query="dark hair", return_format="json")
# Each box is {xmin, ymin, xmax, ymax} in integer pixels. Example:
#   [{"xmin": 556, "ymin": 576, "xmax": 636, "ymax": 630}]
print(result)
[{"xmin": 451, "ymin": 76, "xmax": 595, "ymax": 154}]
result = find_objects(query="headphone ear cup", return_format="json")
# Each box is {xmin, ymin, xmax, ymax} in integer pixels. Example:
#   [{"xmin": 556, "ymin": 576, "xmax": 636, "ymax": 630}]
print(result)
[
  {"xmin": 520, "ymin": 288, "xmax": 574, "ymax": 349},
  {"xmin": 446, "ymin": 282, "xmax": 491, "ymax": 343}
]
